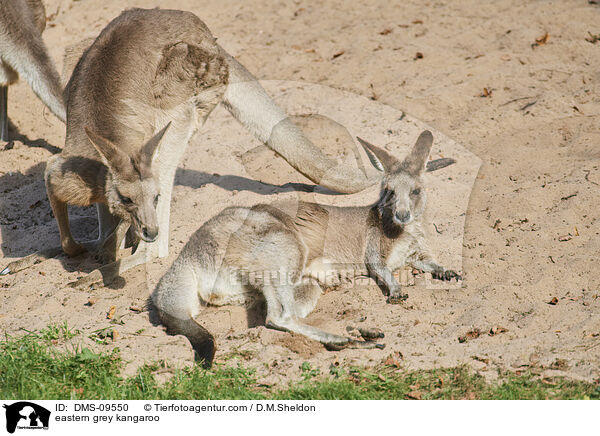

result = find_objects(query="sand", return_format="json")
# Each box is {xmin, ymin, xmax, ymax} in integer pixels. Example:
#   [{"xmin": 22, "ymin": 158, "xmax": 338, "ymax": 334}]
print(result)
[{"xmin": 0, "ymin": 0, "xmax": 599, "ymax": 386}]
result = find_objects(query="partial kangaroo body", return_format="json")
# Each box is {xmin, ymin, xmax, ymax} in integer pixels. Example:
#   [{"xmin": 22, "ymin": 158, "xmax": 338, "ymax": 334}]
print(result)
[
  {"xmin": 0, "ymin": 0, "xmax": 66, "ymax": 140},
  {"xmin": 152, "ymin": 131, "xmax": 461, "ymax": 366},
  {"xmin": 1, "ymin": 8, "xmax": 376, "ymax": 281}
]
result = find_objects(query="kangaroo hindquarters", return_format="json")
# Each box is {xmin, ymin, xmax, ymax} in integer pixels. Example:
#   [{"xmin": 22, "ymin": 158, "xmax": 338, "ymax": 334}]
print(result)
[{"xmin": 158, "ymin": 312, "xmax": 216, "ymax": 368}]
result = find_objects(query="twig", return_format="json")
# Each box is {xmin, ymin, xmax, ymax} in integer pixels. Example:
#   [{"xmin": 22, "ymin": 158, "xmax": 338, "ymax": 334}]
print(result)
[
  {"xmin": 499, "ymin": 96, "xmax": 535, "ymax": 107},
  {"xmin": 520, "ymin": 100, "xmax": 537, "ymax": 111}
]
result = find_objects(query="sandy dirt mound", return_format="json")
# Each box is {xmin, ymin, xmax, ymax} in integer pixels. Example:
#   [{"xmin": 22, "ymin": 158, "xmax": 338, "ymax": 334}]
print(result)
[{"xmin": 1, "ymin": 0, "xmax": 599, "ymax": 386}]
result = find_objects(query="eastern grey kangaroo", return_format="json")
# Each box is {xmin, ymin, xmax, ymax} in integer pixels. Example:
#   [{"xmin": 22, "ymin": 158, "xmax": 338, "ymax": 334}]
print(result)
[
  {"xmin": 0, "ymin": 8, "xmax": 377, "ymax": 282},
  {"xmin": 0, "ymin": 0, "xmax": 66, "ymax": 140},
  {"xmin": 152, "ymin": 130, "xmax": 461, "ymax": 366}
]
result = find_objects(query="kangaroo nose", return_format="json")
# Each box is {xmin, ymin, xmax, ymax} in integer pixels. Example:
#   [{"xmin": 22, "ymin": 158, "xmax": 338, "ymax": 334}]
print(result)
[
  {"xmin": 395, "ymin": 211, "xmax": 411, "ymax": 224},
  {"xmin": 141, "ymin": 226, "xmax": 158, "ymax": 242}
]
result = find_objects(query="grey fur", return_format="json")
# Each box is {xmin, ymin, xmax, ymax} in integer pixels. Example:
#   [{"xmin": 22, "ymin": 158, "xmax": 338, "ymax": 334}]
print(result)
[
  {"xmin": 2, "ymin": 7, "xmax": 378, "ymax": 283},
  {"xmin": 0, "ymin": 0, "xmax": 66, "ymax": 138},
  {"xmin": 152, "ymin": 130, "xmax": 461, "ymax": 364}
]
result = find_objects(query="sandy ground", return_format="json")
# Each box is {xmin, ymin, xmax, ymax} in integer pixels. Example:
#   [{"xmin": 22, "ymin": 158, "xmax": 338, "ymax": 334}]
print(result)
[{"xmin": 0, "ymin": 0, "xmax": 599, "ymax": 386}]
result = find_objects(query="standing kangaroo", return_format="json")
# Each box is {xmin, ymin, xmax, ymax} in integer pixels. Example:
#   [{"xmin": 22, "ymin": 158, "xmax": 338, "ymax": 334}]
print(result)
[
  {"xmin": 0, "ymin": 8, "xmax": 377, "ymax": 281},
  {"xmin": 0, "ymin": 0, "xmax": 66, "ymax": 140},
  {"xmin": 152, "ymin": 130, "xmax": 461, "ymax": 366}
]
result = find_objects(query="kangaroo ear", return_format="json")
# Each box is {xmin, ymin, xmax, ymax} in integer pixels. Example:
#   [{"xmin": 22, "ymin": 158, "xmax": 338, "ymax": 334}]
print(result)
[
  {"xmin": 357, "ymin": 137, "xmax": 398, "ymax": 173},
  {"xmin": 426, "ymin": 157, "xmax": 456, "ymax": 172},
  {"xmin": 140, "ymin": 122, "xmax": 171, "ymax": 168},
  {"xmin": 402, "ymin": 130, "xmax": 434, "ymax": 175},
  {"xmin": 84, "ymin": 127, "xmax": 132, "ymax": 175}
]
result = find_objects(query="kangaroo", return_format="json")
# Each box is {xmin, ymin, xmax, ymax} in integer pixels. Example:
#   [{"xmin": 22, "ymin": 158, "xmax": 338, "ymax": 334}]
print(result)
[
  {"xmin": 0, "ymin": 0, "xmax": 66, "ymax": 140},
  {"xmin": 152, "ymin": 130, "xmax": 461, "ymax": 366},
  {"xmin": 0, "ymin": 7, "xmax": 378, "ymax": 281}
]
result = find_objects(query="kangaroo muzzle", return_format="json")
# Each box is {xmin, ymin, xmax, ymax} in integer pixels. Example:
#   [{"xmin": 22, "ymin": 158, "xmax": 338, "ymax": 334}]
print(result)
[
  {"xmin": 140, "ymin": 225, "xmax": 158, "ymax": 242},
  {"xmin": 394, "ymin": 210, "xmax": 411, "ymax": 224}
]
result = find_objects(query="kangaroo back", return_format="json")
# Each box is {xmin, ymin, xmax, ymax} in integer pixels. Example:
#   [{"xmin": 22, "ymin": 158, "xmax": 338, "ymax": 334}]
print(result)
[
  {"xmin": 0, "ymin": 0, "xmax": 65, "ymax": 122},
  {"xmin": 64, "ymin": 8, "xmax": 227, "ymax": 158}
]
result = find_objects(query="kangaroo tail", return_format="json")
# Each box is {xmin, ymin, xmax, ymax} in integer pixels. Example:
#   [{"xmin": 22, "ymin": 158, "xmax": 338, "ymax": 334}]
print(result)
[
  {"xmin": 0, "ymin": 1, "xmax": 66, "ymax": 122},
  {"xmin": 152, "ymin": 263, "xmax": 215, "ymax": 368},
  {"xmin": 221, "ymin": 53, "xmax": 378, "ymax": 193},
  {"xmin": 157, "ymin": 312, "xmax": 216, "ymax": 368}
]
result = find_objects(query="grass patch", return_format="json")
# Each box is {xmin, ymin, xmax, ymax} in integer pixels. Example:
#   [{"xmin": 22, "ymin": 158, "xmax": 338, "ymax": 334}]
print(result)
[{"xmin": 1, "ymin": 326, "xmax": 599, "ymax": 400}]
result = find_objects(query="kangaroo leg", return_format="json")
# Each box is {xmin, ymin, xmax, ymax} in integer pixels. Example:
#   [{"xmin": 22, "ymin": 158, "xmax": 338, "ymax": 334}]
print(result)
[
  {"xmin": 89, "ymin": 204, "xmax": 129, "ymax": 263},
  {"xmin": 292, "ymin": 277, "xmax": 322, "ymax": 319},
  {"xmin": 1, "ymin": 181, "xmax": 85, "ymax": 275},
  {"xmin": 151, "ymin": 264, "xmax": 215, "ymax": 367},
  {"xmin": 263, "ymin": 283, "xmax": 384, "ymax": 350},
  {"xmin": 68, "ymin": 224, "xmax": 143, "ymax": 289},
  {"xmin": 0, "ymin": 85, "xmax": 8, "ymax": 142},
  {"xmin": 150, "ymin": 115, "xmax": 197, "ymax": 259}
]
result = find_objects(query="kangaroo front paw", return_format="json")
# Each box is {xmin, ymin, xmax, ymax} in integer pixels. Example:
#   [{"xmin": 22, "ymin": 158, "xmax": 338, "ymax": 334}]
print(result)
[{"xmin": 432, "ymin": 269, "xmax": 462, "ymax": 282}]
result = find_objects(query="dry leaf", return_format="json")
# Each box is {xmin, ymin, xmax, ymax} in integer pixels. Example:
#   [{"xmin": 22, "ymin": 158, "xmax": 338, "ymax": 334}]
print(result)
[
  {"xmin": 332, "ymin": 51, "xmax": 345, "ymax": 59},
  {"xmin": 548, "ymin": 297, "xmax": 559, "ymax": 305},
  {"xmin": 414, "ymin": 52, "xmax": 424, "ymax": 60},
  {"xmin": 489, "ymin": 326, "xmax": 508, "ymax": 336},
  {"xmin": 558, "ymin": 235, "xmax": 572, "ymax": 242},
  {"xmin": 471, "ymin": 355, "xmax": 490, "ymax": 364},
  {"xmin": 481, "ymin": 87, "xmax": 493, "ymax": 97},
  {"xmin": 111, "ymin": 329, "xmax": 119, "ymax": 342},
  {"xmin": 412, "ymin": 19, "xmax": 423, "ymax": 24},
  {"xmin": 532, "ymin": 32, "xmax": 549, "ymax": 48},
  {"xmin": 550, "ymin": 358, "xmax": 569, "ymax": 370},
  {"xmin": 378, "ymin": 374, "xmax": 386, "ymax": 382},
  {"xmin": 458, "ymin": 328, "xmax": 481, "ymax": 343},
  {"xmin": 383, "ymin": 351, "xmax": 403, "ymax": 367},
  {"xmin": 107, "ymin": 305, "xmax": 116, "ymax": 319},
  {"xmin": 86, "ymin": 297, "xmax": 97, "ymax": 306},
  {"xmin": 586, "ymin": 32, "xmax": 600, "ymax": 44},
  {"xmin": 406, "ymin": 390, "xmax": 422, "ymax": 400},
  {"xmin": 129, "ymin": 305, "xmax": 143, "ymax": 313},
  {"xmin": 536, "ymin": 32, "xmax": 549, "ymax": 44}
]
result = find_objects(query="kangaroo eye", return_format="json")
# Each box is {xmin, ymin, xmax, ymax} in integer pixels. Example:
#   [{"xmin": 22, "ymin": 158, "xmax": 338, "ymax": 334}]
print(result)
[
  {"xmin": 154, "ymin": 194, "xmax": 160, "ymax": 207},
  {"xmin": 411, "ymin": 188, "xmax": 421, "ymax": 196},
  {"xmin": 118, "ymin": 191, "xmax": 133, "ymax": 205}
]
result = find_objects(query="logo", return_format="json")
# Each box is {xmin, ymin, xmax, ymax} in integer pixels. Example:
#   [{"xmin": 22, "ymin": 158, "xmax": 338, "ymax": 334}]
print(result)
[{"xmin": 2, "ymin": 402, "xmax": 50, "ymax": 433}]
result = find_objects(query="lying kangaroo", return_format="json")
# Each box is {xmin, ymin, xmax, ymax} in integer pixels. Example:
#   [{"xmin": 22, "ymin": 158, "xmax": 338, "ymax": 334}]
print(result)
[
  {"xmin": 0, "ymin": 8, "xmax": 377, "ymax": 281},
  {"xmin": 152, "ymin": 130, "xmax": 461, "ymax": 366},
  {"xmin": 0, "ymin": 0, "xmax": 66, "ymax": 140}
]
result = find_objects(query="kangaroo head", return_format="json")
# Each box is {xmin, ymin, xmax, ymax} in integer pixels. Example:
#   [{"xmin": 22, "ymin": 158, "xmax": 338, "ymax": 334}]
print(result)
[
  {"xmin": 84, "ymin": 123, "xmax": 171, "ymax": 242},
  {"xmin": 358, "ymin": 130, "xmax": 433, "ymax": 225}
]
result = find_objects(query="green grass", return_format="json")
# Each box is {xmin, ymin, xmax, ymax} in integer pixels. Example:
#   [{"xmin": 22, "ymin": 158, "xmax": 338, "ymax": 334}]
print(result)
[{"xmin": 1, "ymin": 325, "xmax": 599, "ymax": 400}]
